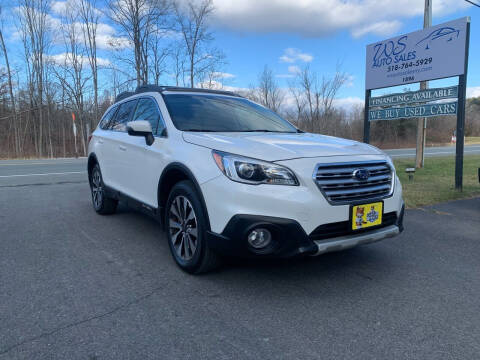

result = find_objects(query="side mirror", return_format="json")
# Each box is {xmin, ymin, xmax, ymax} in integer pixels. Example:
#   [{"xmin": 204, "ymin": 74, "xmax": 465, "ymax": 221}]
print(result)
[{"xmin": 126, "ymin": 120, "xmax": 154, "ymax": 146}]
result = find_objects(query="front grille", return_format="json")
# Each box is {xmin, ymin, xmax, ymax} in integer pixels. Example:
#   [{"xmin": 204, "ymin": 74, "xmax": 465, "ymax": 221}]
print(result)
[
  {"xmin": 309, "ymin": 212, "xmax": 398, "ymax": 241},
  {"xmin": 314, "ymin": 161, "xmax": 394, "ymax": 204}
]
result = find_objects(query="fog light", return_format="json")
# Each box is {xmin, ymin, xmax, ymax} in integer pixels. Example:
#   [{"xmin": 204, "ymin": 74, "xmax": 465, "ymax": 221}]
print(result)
[{"xmin": 247, "ymin": 228, "xmax": 272, "ymax": 249}]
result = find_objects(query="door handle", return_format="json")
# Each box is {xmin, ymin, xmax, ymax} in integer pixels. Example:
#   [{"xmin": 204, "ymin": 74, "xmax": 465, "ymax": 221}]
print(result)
[
  {"xmin": 119, "ymin": 145, "xmax": 127, "ymax": 151},
  {"xmin": 98, "ymin": 139, "xmax": 104, "ymax": 144}
]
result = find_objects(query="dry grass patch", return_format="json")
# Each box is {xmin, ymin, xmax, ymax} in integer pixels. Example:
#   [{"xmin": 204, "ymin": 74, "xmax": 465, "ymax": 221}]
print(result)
[{"xmin": 394, "ymin": 155, "xmax": 480, "ymax": 208}]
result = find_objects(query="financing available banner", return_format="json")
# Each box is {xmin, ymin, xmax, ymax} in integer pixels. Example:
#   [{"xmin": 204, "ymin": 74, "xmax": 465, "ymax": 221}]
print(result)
[{"xmin": 369, "ymin": 86, "xmax": 458, "ymax": 107}]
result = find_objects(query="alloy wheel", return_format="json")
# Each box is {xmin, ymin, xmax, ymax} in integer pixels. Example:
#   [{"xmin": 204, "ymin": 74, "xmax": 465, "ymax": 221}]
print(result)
[
  {"xmin": 91, "ymin": 169, "xmax": 103, "ymax": 209},
  {"xmin": 168, "ymin": 195, "xmax": 198, "ymax": 261}
]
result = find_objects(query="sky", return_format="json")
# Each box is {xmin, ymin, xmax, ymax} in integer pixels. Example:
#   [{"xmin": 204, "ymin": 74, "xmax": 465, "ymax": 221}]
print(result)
[{"xmin": 2, "ymin": 0, "xmax": 480, "ymax": 111}]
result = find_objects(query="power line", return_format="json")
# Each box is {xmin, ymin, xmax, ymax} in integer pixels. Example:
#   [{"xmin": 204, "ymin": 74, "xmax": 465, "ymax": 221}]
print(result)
[{"xmin": 465, "ymin": 0, "xmax": 480, "ymax": 8}]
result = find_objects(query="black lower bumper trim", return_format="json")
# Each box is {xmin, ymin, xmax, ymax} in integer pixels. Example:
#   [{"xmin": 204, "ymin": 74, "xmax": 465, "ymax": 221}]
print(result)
[
  {"xmin": 207, "ymin": 205, "xmax": 405, "ymax": 259},
  {"xmin": 207, "ymin": 215, "xmax": 317, "ymax": 258}
]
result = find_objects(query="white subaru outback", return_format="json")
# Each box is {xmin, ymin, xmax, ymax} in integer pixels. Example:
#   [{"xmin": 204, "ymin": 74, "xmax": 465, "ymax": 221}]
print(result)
[{"xmin": 88, "ymin": 85, "xmax": 404, "ymax": 273}]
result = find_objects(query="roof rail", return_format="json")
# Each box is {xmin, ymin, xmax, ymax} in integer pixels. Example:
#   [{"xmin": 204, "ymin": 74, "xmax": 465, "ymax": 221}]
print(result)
[
  {"xmin": 114, "ymin": 91, "xmax": 135, "ymax": 103},
  {"xmin": 114, "ymin": 85, "xmax": 242, "ymax": 103},
  {"xmin": 135, "ymin": 84, "xmax": 241, "ymax": 97}
]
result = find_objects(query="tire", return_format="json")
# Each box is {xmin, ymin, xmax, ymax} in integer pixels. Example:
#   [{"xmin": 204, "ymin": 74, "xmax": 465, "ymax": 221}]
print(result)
[
  {"xmin": 90, "ymin": 164, "xmax": 118, "ymax": 215},
  {"xmin": 165, "ymin": 180, "xmax": 221, "ymax": 274}
]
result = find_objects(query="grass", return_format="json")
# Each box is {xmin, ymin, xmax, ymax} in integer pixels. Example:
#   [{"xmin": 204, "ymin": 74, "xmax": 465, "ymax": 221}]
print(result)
[
  {"xmin": 393, "ymin": 155, "xmax": 480, "ymax": 208},
  {"xmin": 465, "ymin": 137, "xmax": 480, "ymax": 145}
]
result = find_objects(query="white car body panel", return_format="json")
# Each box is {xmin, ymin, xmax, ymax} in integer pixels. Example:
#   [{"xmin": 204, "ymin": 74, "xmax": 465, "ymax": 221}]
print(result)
[
  {"xmin": 201, "ymin": 154, "xmax": 402, "ymax": 234},
  {"xmin": 88, "ymin": 90, "xmax": 404, "ymax": 249},
  {"xmin": 182, "ymin": 132, "xmax": 384, "ymax": 161}
]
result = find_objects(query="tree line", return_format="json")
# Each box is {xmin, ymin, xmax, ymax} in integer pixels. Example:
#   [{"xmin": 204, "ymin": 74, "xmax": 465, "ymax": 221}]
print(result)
[
  {"xmin": 0, "ymin": 0, "xmax": 479, "ymax": 159},
  {"xmin": 0, "ymin": 0, "xmax": 226, "ymax": 158},
  {"xmin": 241, "ymin": 66, "xmax": 480, "ymax": 149}
]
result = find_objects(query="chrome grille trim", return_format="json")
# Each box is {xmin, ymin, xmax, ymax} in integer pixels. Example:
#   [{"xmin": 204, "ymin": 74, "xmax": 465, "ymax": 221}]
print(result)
[{"xmin": 313, "ymin": 161, "xmax": 394, "ymax": 205}]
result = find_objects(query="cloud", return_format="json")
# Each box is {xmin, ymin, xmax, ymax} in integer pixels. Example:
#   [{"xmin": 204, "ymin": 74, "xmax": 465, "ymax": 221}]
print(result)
[
  {"xmin": 212, "ymin": 72, "xmax": 236, "ymax": 79},
  {"xmin": 333, "ymin": 97, "xmax": 364, "ymax": 110},
  {"xmin": 51, "ymin": 1, "xmax": 68, "ymax": 15},
  {"xmin": 351, "ymin": 21, "xmax": 403, "ymax": 38},
  {"xmin": 281, "ymin": 90, "xmax": 363, "ymax": 112},
  {"xmin": 287, "ymin": 65, "xmax": 301, "ymax": 74},
  {"xmin": 276, "ymin": 64, "xmax": 302, "ymax": 79},
  {"xmin": 53, "ymin": 21, "xmax": 130, "ymax": 50},
  {"xmin": 345, "ymin": 74, "xmax": 354, "ymax": 88},
  {"xmin": 279, "ymin": 48, "xmax": 313, "ymax": 63},
  {"xmin": 51, "ymin": 0, "xmax": 102, "ymax": 17},
  {"xmin": 10, "ymin": 7, "xmax": 63, "ymax": 43},
  {"xmin": 47, "ymin": 52, "xmax": 111, "ymax": 67},
  {"xmin": 49, "ymin": 1, "xmax": 130, "ymax": 50},
  {"xmin": 467, "ymin": 87, "xmax": 480, "ymax": 98},
  {"xmin": 95, "ymin": 24, "xmax": 131, "ymax": 50},
  {"xmin": 210, "ymin": 0, "xmax": 471, "ymax": 38},
  {"xmin": 195, "ymin": 80, "xmax": 248, "ymax": 93}
]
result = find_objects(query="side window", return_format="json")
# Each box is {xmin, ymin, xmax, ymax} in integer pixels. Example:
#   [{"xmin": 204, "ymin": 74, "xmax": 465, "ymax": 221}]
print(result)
[
  {"xmin": 109, "ymin": 100, "xmax": 137, "ymax": 132},
  {"xmin": 132, "ymin": 98, "xmax": 165, "ymax": 136},
  {"xmin": 99, "ymin": 106, "xmax": 117, "ymax": 130}
]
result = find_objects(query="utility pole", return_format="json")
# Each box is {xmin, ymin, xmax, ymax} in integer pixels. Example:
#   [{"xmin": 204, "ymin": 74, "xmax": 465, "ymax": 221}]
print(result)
[{"xmin": 416, "ymin": 0, "xmax": 432, "ymax": 168}]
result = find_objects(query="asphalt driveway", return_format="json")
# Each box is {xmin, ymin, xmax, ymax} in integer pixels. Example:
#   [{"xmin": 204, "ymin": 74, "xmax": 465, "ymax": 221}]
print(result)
[{"xmin": 0, "ymin": 159, "xmax": 479, "ymax": 359}]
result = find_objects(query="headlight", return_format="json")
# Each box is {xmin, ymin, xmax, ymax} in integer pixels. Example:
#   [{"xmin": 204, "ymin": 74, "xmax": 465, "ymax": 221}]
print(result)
[
  {"xmin": 212, "ymin": 150, "xmax": 299, "ymax": 186},
  {"xmin": 385, "ymin": 156, "xmax": 396, "ymax": 195}
]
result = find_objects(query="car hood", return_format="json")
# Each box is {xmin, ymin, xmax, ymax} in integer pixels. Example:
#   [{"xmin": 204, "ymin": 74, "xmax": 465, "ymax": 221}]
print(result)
[{"xmin": 182, "ymin": 132, "xmax": 384, "ymax": 162}]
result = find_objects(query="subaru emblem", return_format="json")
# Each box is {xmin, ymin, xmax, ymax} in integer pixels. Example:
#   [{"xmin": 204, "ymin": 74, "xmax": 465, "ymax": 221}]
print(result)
[{"xmin": 353, "ymin": 168, "xmax": 370, "ymax": 181}]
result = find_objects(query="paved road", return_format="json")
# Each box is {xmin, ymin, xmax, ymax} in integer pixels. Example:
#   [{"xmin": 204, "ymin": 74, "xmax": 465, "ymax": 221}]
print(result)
[
  {"xmin": 385, "ymin": 144, "xmax": 480, "ymax": 158},
  {"xmin": 0, "ymin": 158, "xmax": 87, "ymax": 187},
  {"xmin": 1, "ymin": 159, "xmax": 479, "ymax": 359}
]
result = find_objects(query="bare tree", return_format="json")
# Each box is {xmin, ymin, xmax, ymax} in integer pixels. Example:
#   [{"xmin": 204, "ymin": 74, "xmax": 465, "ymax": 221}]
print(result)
[
  {"xmin": 174, "ymin": 0, "xmax": 224, "ymax": 88},
  {"xmin": 79, "ymin": 0, "xmax": 100, "ymax": 126},
  {"xmin": 290, "ymin": 65, "xmax": 347, "ymax": 133},
  {"xmin": 53, "ymin": 3, "xmax": 91, "ymax": 156},
  {"xmin": 149, "ymin": 30, "xmax": 169, "ymax": 85},
  {"xmin": 107, "ymin": 0, "xmax": 171, "ymax": 87},
  {"xmin": 18, "ymin": 0, "xmax": 51, "ymax": 157},
  {"xmin": 0, "ymin": 5, "xmax": 19, "ymax": 156},
  {"xmin": 169, "ymin": 41, "xmax": 186, "ymax": 86},
  {"xmin": 250, "ymin": 65, "xmax": 284, "ymax": 112}
]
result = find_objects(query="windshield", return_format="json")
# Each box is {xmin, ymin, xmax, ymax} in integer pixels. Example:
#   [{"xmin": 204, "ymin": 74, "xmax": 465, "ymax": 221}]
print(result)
[{"xmin": 163, "ymin": 94, "xmax": 298, "ymax": 133}]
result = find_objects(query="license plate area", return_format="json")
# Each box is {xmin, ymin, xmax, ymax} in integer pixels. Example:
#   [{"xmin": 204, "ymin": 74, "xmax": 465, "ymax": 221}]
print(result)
[{"xmin": 351, "ymin": 202, "xmax": 383, "ymax": 230}]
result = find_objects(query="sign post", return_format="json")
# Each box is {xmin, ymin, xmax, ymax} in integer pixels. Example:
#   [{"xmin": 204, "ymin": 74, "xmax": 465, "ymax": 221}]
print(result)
[
  {"xmin": 416, "ymin": 0, "xmax": 433, "ymax": 169},
  {"xmin": 455, "ymin": 20, "xmax": 470, "ymax": 190},
  {"xmin": 364, "ymin": 16, "xmax": 470, "ymax": 190},
  {"xmin": 363, "ymin": 89, "xmax": 371, "ymax": 143}
]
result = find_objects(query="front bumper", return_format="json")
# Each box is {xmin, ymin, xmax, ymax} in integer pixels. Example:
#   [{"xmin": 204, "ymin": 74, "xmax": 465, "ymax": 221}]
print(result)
[
  {"xmin": 200, "ymin": 155, "xmax": 403, "ymax": 235},
  {"xmin": 206, "ymin": 204, "xmax": 405, "ymax": 258},
  {"xmin": 311, "ymin": 225, "xmax": 399, "ymax": 256}
]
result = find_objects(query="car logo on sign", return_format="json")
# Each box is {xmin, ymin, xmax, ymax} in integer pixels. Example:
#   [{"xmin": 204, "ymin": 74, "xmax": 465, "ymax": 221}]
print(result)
[{"xmin": 353, "ymin": 168, "xmax": 370, "ymax": 181}]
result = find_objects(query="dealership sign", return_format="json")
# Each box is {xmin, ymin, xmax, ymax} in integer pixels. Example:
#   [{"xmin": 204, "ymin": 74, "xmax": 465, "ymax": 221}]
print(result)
[
  {"xmin": 369, "ymin": 86, "xmax": 458, "ymax": 107},
  {"xmin": 368, "ymin": 85, "xmax": 459, "ymax": 121},
  {"xmin": 365, "ymin": 17, "xmax": 469, "ymax": 90},
  {"xmin": 369, "ymin": 101, "xmax": 457, "ymax": 121},
  {"xmin": 363, "ymin": 16, "xmax": 471, "ymax": 190}
]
